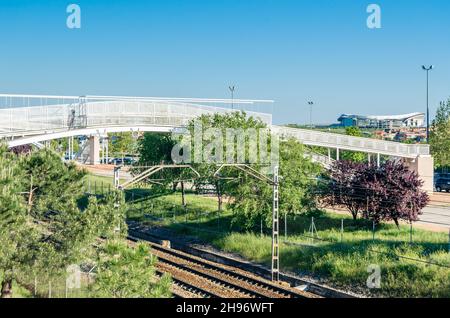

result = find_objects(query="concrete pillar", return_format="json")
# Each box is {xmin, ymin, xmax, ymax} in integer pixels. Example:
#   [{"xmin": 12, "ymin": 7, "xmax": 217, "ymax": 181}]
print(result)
[
  {"xmin": 336, "ymin": 148, "xmax": 340, "ymax": 161},
  {"xmin": 67, "ymin": 137, "xmax": 72, "ymax": 160},
  {"xmin": 377, "ymin": 153, "xmax": 380, "ymax": 168},
  {"xmin": 114, "ymin": 166, "xmax": 121, "ymax": 188},
  {"xmin": 88, "ymin": 135, "xmax": 100, "ymax": 165},
  {"xmin": 404, "ymin": 155, "xmax": 434, "ymax": 193},
  {"xmin": 71, "ymin": 136, "xmax": 74, "ymax": 160},
  {"xmin": 105, "ymin": 138, "xmax": 109, "ymax": 164}
]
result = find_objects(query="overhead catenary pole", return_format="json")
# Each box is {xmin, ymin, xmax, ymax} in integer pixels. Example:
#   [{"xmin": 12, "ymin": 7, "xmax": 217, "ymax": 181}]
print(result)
[
  {"xmin": 271, "ymin": 165, "xmax": 280, "ymax": 282},
  {"xmin": 214, "ymin": 163, "xmax": 281, "ymax": 282}
]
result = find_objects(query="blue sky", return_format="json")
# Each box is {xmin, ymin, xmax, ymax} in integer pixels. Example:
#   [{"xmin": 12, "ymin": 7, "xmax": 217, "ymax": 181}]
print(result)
[{"xmin": 0, "ymin": 0, "xmax": 449, "ymax": 124}]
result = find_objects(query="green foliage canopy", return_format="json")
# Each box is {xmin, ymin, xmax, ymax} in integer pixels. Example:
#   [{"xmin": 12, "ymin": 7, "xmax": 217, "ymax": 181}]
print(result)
[
  {"xmin": 430, "ymin": 99, "xmax": 450, "ymax": 169},
  {"xmin": 90, "ymin": 241, "xmax": 172, "ymax": 298}
]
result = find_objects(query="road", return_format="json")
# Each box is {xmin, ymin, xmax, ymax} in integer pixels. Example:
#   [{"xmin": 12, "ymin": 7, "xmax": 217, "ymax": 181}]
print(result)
[
  {"xmin": 80, "ymin": 164, "xmax": 133, "ymax": 180},
  {"xmin": 417, "ymin": 193, "xmax": 450, "ymax": 230}
]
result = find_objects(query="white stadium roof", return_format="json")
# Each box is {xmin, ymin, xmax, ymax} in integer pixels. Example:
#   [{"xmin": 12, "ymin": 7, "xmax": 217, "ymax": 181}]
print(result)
[{"xmin": 339, "ymin": 112, "xmax": 424, "ymax": 121}]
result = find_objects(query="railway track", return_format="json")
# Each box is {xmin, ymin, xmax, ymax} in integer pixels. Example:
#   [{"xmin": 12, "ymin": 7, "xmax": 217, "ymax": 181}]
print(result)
[
  {"xmin": 157, "ymin": 271, "xmax": 216, "ymax": 298},
  {"xmin": 128, "ymin": 235, "xmax": 321, "ymax": 299}
]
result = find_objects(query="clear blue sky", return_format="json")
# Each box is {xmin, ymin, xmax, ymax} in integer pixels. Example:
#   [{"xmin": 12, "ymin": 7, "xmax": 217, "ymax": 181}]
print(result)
[{"xmin": 1, "ymin": 0, "xmax": 449, "ymax": 124}]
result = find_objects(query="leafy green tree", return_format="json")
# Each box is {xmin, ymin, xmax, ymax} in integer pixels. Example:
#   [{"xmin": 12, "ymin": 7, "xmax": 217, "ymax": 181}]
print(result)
[
  {"xmin": 228, "ymin": 139, "xmax": 322, "ymax": 230},
  {"xmin": 138, "ymin": 133, "xmax": 175, "ymax": 165},
  {"xmin": 430, "ymin": 99, "xmax": 450, "ymax": 169},
  {"xmin": 279, "ymin": 139, "xmax": 323, "ymax": 214},
  {"xmin": 341, "ymin": 127, "xmax": 366, "ymax": 162},
  {"xmin": 137, "ymin": 112, "xmax": 269, "ymax": 212},
  {"xmin": 90, "ymin": 241, "xmax": 172, "ymax": 298},
  {"xmin": 54, "ymin": 138, "xmax": 80, "ymax": 155},
  {"xmin": 186, "ymin": 112, "xmax": 268, "ymax": 212},
  {"xmin": 136, "ymin": 132, "xmax": 192, "ymax": 202},
  {"xmin": 109, "ymin": 132, "xmax": 137, "ymax": 159},
  {"xmin": 227, "ymin": 171, "xmax": 273, "ymax": 230},
  {"xmin": 137, "ymin": 132, "xmax": 178, "ymax": 189}
]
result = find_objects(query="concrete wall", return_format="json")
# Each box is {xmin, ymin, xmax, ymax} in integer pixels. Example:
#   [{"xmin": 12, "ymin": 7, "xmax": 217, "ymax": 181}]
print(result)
[
  {"xmin": 88, "ymin": 135, "xmax": 100, "ymax": 165},
  {"xmin": 404, "ymin": 155, "xmax": 434, "ymax": 193}
]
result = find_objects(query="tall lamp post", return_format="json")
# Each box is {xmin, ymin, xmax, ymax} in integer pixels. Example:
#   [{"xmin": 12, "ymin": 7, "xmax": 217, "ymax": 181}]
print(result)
[
  {"xmin": 422, "ymin": 65, "xmax": 434, "ymax": 143},
  {"xmin": 307, "ymin": 101, "xmax": 314, "ymax": 128},
  {"xmin": 229, "ymin": 85, "xmax": 235, "ymax": 110}
]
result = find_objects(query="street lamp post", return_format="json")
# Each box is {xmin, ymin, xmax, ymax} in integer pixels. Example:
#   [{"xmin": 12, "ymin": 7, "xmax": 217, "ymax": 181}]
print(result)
[
  {"xmin": 422, "ymin": 65, "xmax": 434, "ymax": 143},
  {"xmin": 307, "ymin": 101, "xmax": 314, "ymax": 128},
  {"xmin": 229, "ymin": 85, "xmax": 235, "ymax": 110}
]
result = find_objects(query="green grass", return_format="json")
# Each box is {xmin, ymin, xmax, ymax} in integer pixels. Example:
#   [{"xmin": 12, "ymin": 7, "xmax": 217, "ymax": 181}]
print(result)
[
  {"xmin": 83, "ymin": 174, "xmax": 118, "ymax": 193},
  {"xmin": 127, "ymin": 191, "xmax": 450, "ymax": 297},
  {"xmin": 127, "ymin": 192, "xmax": 225, "ymax": 224}
]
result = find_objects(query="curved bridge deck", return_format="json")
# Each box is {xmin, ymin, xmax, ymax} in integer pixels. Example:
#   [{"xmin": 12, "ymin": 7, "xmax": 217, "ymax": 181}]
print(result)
[
  {"xmin": 0, "ymin": 94, "xmax": 429, "ymax": 159},
  {"xmin": 0, "ymin": 94, "xmax": 433, "ymax": 191}
]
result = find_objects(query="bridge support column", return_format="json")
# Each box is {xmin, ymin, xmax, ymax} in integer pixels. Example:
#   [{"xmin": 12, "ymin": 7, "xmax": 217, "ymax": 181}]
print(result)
[
  {"xmin": 88, "ymin": 135, "xmax": 100, "ymax": 165},
  {"xmin": 404, "ymin": 155, "xmax": 434, "ymax": 193}
]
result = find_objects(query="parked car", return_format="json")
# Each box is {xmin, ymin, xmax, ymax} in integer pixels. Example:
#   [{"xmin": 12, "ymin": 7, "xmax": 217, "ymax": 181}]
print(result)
[
  {"xmin": 64, "ymin": 153, "xmax": 77, "ymax": 161},
  {"xmin": 435, "ymin": 178, "xmax": 450, "ymax": 192},
  {"xmin": 109, "ymin": 157, "xmax": 136, "ymax": 166},
  {"xmin": 435, "ymin": 173, "xmax": 450, "ymax": 179},
  {"xmin": 109, "ymin": 158, "xmax": 123, "ymax": 165}
]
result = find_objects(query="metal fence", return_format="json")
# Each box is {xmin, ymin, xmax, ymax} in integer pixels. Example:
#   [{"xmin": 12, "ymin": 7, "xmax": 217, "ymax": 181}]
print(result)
[
  {"xmin": 0, "ymin": 95, "xmax": 273, "ymax": 138},
  {"xmin": 273, "ymin": 126, "xmax": 430, "ymax": 158},
  {"xmin": 127, "ymin": 190, "xmax": 450, "ymax": 269}
]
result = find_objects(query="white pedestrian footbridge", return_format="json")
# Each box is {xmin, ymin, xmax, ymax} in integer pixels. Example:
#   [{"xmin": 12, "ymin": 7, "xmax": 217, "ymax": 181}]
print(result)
[{"xmin": 0, "ymin": 94, "xmax": 434, "ymax": 191}]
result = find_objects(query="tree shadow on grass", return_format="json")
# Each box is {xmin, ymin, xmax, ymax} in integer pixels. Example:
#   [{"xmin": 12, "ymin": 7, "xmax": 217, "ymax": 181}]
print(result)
[
  {"xmin": 123, "ymin": 187, "xmax": 173, "ymax": 203},
  {"xmin": 164, "ymin": 214, "xmax": 235, "ymax": 243}
]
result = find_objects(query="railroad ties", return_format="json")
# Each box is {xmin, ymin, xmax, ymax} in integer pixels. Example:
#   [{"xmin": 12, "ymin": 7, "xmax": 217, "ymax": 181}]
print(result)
[{"xmin": 128, "ymin": 235, "xmax": 321, "ymax": 299}]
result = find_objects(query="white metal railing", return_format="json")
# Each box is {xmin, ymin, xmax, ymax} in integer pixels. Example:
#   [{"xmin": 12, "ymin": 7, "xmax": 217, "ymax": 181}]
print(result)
[
  {"xmin": 272, "ymin": 126, "xmax": 430, "ymax": 158},
  {"xmin": 304, "ymin": 151, "xmax": 335, "ymax": 169},
  {"xmin": 0, "ymin": 94, "xmax": 430, "ymax": 158},
  {"xmin": 0, "ymin": 96, "xmax": 273, "ymax": 137}
]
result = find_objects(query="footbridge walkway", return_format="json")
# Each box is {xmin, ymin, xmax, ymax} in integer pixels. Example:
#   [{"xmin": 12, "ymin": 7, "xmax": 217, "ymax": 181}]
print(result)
[{"xmin": 0, "ymin": 94, "xmax": 433, "ymax": 191}]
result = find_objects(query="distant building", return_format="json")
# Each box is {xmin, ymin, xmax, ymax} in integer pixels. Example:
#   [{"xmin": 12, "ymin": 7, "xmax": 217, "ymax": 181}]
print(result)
[{"xmin": 337, "ymin": 112, "xmax": 425, "ymax": 129}]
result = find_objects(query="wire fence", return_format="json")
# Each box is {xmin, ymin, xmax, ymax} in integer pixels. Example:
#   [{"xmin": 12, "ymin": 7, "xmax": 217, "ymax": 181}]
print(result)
[
  {"xmin": 80, "ymin": 178, "xmax": 450, "ymax": 270},
  {"xmin": 83, "ymin": 179, "xmax": 114, "ymax": 195},
  {"xmin": 122, "ymin": 191, "xmax": 450, "ymax": 270},
  {"xmin": 16, "ymin": 270, "xmax": 94, "ymax": 298}
]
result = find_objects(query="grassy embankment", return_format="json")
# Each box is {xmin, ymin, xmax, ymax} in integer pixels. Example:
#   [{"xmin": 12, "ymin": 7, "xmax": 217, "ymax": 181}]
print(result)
[{"xmin": 125, "ymin": 189, "xmax": 450, "ymax": 298}]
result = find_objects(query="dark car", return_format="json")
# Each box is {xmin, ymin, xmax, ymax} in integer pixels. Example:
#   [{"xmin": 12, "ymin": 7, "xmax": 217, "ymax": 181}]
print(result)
[
  {"xmin": 109, "ymin": 157, "xmax": 136, "ymax": 166},
  {"xmin": 435, "ymin": 178, "xmax": 450, "ymax": 192}
]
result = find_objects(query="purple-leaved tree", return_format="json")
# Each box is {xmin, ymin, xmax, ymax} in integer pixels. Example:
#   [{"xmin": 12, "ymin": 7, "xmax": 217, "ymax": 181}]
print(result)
[{"xmin": 322, "ymin": 160, "xmax": 429, "ymax": 226}]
